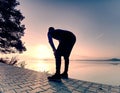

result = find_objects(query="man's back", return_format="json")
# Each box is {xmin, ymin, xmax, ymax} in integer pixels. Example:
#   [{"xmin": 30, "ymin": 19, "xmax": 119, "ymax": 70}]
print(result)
[{"xmin": 48, "ymin": 29, "xmax": 75, "ymax": 41}]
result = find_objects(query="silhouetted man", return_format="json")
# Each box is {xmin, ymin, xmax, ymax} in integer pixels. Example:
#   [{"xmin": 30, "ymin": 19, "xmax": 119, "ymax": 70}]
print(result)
[{"xmin": 47, "ymin": 27, "xmax": 76, "ymax": 81}]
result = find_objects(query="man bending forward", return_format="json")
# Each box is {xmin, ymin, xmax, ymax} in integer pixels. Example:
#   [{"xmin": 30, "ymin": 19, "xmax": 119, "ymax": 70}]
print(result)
[{"xmin": 47, "ymin": 27, "xmax": 76, "ymax": 80}]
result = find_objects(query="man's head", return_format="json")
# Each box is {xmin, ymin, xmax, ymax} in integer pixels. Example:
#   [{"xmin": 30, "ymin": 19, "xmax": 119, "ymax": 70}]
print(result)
[{"xmin": 49, "ymin": 27, "xmax": 55, "ymax": 32}]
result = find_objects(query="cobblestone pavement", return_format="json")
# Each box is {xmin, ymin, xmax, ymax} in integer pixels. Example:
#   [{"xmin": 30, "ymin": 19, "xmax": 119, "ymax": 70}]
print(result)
[{"xmin": 0, "ymin": 63, "xmax": 120, "ymax": 93}]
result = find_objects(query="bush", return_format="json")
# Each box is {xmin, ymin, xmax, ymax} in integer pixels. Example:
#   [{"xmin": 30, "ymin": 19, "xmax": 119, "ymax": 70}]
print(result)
[{"xmin": 0, "ymin": 56, "xmax": 26, "ymax": 68}]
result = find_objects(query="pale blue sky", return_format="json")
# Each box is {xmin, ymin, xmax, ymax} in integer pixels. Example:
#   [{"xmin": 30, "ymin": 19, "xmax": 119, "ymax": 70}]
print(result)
[{"xmin": 18, "ymin": 0, "xmax": 120, "ymax": 59}]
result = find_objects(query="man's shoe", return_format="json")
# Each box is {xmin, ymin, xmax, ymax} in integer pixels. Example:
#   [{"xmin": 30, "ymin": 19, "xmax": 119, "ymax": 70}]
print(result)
[
  {"xmin": 48, "ymin": 74, "xmax": 61, "ymax": 81},
  {"xmin": 61, "ymin": 73, "xmax": 68, "ymax": 79}
]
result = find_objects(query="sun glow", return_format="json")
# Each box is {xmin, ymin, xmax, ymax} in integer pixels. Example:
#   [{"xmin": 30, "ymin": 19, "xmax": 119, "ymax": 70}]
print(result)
[{"xmin": 36, "ymin": 45, "xmax": 53, "ymax": 59}]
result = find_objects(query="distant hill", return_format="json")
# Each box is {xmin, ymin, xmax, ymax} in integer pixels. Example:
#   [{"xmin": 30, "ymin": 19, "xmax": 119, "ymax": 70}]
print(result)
[
  {"xmin": 107, "ymin": 58, "xmax": 120, "ymax": 61},
  {"xmin": 74, "ymin": 58, "xmax": 120, "ymax": 61}
]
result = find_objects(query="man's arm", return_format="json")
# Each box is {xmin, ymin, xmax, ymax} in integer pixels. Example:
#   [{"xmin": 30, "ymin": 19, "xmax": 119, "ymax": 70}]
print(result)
[{"xmin": 48, "ymin": 33, "xmax": 56, "ymax": 51}]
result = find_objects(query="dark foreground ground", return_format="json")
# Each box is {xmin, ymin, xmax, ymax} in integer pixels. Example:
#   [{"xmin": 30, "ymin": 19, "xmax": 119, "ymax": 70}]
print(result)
[{"xmin": 0, "ymin": 63, "xmax": 120, "ymax": 93}]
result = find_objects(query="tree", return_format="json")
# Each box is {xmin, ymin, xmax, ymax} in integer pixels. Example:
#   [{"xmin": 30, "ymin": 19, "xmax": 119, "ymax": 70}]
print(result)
[{"xmin": 0, "ymin": 0, "xmax": 26, "ymax": 54}]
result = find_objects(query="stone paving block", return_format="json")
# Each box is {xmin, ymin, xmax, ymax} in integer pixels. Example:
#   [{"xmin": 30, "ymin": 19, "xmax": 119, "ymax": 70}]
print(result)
[
  {"xmin": 19, "ymin": 83, "xmax": 33, "ymax": 88},
  {"xmin": 91, "ymin": 83, "xmax": 101, "ymax": 88},
  {"xmin": 0, "ymin": 86, "xmax": 4, "ymax": 93},
  {"xmin": 29, "ymin": 84, "xmax": 42, "ymax": 89},
  {"xmin": 110, "ymin": 86, "xmax": 120, "ymax": 93},
  {"xmin": 28, "ymin": 87, "xmax": 45, "ymax": 93},
  {"xmin": 1, "ymin": 89, "xmax": 16, "ymax": 93},
  {"xmin": 71, "ymin": 82, "xmax": 80, "ymax": 88},
  {"xmin": 67, "ymin": 86, "xmax": 75, "ymax": 91},
  {"xmin": 97, "ymin": 88, "xmax": 108, "ymax": 93},
  {"xmin": 40, "ymin": 88, "xmax": 56, "ymax": 93},
  {"xmin": 69, "ymin": 79, "xmax": 78, "ymax": 83},
  {"xmin": 61, "ymin": 79, "xmax": 68, "ymax": 83},
  {"xmin": 75, "ymin": 80, "xmax": 83, "ymax": 86},
  {"xmin": 56, "ymin": 87, "xmax": 72, "ymax": 93},
  {"xmin": 88, "ymin": 87, "xmax": 97, "ymax": 92},
  {"xmin": 81, "ymin": 82, "xmax": 92, "ymax": 88},
  {"xmin": 96, "ymin": 91, "xmax": 105, "ymax": 93},
  {"xmin": 9, "ymin": 82, "xmax": 18, "ymax": 86},
  {"xmin": 1, "ymin": 85, "xmax": 20, "ymax": 92},
  {"xmin": 4, "ymin": 85, "xmax": 20, "ymax": 91},
  {"xmin": 85, "ymin": 90, "xmax": 96, "ymax": 93},
  {"xmin": 72, "ymin": 90, "xmax": 82, "ymax": 93},
  {"xmin": 13, "ymin": 82, "xmax": 24, "ymax": 86},
  {"xmin": 0, "ymin": 83, "xmax": 9, "ymax": 87},
  {"xmin": 99, "ymin": 87, "xmax": 109, "ymax": 92},
  {"xmin": 42, "ymin": 81, "xmax": 50, "ymax": 86},
  {"xmin": 31, "ymin": 81, "xmax": 41, "ymax": 85},
  {"xmin": 63, "ymin": 79, "xmax": 76, "ymax": 85},
  {"xmin": 41, "ymin": 84, "xmax": 51, "ymax": 90},
  {"xmin": 14, "ymin": 87, "xmax": 32, "ymax": 93},
  {"xmin": 75, "ymin": 86, "xmax": 86, "ymax": 92}
]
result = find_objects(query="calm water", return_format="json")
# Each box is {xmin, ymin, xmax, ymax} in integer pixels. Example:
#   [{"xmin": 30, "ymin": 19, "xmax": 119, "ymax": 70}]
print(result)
[{"xmin": 25, "ymin": 60, "xmax": 120, "ymax": 86}]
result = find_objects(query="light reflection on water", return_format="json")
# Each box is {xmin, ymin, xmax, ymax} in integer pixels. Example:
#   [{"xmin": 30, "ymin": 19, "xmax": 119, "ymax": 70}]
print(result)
[{"xmin": 25, "ymin": 60, "xmax": 120, "ymax": 86}]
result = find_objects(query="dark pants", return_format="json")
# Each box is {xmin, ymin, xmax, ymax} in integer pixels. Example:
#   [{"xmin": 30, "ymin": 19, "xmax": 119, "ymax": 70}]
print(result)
[{"xmin": 55, "ymin": 36, "xmax": 76, "ymax": 74}]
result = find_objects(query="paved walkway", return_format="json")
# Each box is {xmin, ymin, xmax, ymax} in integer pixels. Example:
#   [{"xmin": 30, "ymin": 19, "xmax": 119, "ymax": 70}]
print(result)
[{"xmin": 0, "ymin": 63, "xmax": 120, "ymax": 93}]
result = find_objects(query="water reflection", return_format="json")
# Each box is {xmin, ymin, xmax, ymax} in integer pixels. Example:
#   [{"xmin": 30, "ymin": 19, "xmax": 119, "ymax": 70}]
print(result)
[
  {"xmin": 25, "ymin": 60, "xmax": 120, "ymax": 86},
  {"xmin": 26, "ymin": 60, "xmax": 55, "ymax": 73}
]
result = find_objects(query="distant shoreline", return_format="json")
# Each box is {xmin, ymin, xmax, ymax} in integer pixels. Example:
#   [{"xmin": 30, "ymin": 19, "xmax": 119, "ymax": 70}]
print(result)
[
  {"xmin": 33, "ymin": 58, "xmax": 120, "ymax": 62},
  {"xmin": 71, "ymin": 58, "xmax": 120, "ymax": 62}
]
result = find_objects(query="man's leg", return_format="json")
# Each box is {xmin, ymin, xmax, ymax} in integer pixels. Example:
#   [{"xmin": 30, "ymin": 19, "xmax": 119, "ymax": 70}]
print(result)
[
  {"xmin": 63, "ymin": 57, "xmax": 69, "ymax": 74},
  {"xmin": 61, "ymin": 41, "xmax": 76, "ymax": 78},
  {"xmin": 60, "ymin": 56, "xmax": 69, "ymax": 79},
  {"xmin": 63, "ymin": 38, "xmax": 76, "ymax": 74},
  {"xmin": 55, "ymin": 53, "xmax": 61, "ymax": 75},
  {"xmin": 47, "ymin": 50, "xmax": 61, "ymax": 81}
]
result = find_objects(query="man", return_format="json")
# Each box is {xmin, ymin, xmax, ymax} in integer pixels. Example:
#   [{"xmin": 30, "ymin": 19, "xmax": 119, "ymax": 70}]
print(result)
[{"xmin": 47, "ymin": 27, "xmax": 76, "ymax": 81}]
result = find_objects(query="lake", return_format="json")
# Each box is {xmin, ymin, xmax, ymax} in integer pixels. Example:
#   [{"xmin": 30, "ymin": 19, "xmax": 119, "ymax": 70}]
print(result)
[{"xmin": 24, "ymin": 59, "xmax": 120, "ymax": 86}]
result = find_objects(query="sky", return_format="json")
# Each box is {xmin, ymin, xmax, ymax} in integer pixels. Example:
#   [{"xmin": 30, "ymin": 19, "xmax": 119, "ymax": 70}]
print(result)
[{"xmin": 17, "ymin": 0, "xmax": 120, "ymax": 60}]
